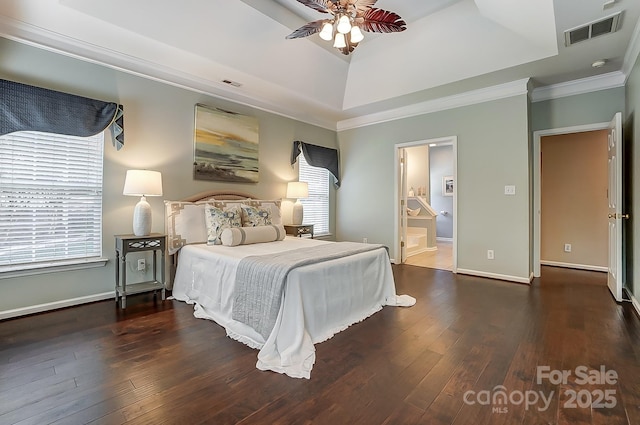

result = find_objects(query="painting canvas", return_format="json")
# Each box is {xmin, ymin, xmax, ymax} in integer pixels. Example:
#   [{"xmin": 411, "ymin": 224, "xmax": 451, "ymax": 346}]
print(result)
[{"xmin": 193, "ymin": 104, "xmax": 259, "ymax": 183}]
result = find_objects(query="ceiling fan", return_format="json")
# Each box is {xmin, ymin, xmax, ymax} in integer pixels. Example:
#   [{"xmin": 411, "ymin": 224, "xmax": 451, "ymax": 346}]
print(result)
[{"xmin": 285, "ymin": 0, "xmax": 407, "ymax": 55}]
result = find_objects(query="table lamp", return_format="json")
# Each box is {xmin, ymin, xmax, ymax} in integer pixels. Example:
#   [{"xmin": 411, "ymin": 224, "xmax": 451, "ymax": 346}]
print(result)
[
  {"xmin": 123, "ymin": 169, "xmax": 163, "ymax": 236},
  {"xmin": 286, "ymin": 181, "xmax": 309, "ymax": 225}
]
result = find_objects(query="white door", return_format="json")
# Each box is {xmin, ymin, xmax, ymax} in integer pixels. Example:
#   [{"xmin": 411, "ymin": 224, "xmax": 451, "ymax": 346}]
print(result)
[
  {"xmin": 399, "ymin": 149, "xmax": 408, "ymax": 263},
  {"xmin": 607, "ymin": 112, "xmax": 623, "ymax": 302}
]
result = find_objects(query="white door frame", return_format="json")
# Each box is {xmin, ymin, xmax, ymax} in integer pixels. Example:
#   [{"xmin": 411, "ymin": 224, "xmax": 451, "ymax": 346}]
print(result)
[
  {"xmin": 533, "ymin": 122, "xmax": 609, "ymax": 277},
  {"xmin": 394, "ymin": 136, "xmax": 458, "ymax": 272}
]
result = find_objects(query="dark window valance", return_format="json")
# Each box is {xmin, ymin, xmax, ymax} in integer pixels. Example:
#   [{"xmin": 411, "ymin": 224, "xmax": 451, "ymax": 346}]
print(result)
[
  {"xmin": 291, "ymin": 141, "xmax": 340, "ymax": 187},
  {"xmin": 0, "ymin": 79, "xmax": 124, "ymax": 149}
]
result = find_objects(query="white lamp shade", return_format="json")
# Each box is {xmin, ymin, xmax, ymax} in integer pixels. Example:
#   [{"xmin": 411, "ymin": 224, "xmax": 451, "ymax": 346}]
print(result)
[
  {"xmin": 336, "ymin": 14, "xmax": 352, "ymax": 34},
  {"xmin": 333, "ymin": 32, "xmax": 347, "ymax": 49},
  {"xmin": 319, "ymin": 22, "xmax": 333, "ymax": 41},
  {"xmin": 123, "ymin": 170, "xmax": 163, "ymax": 197},
  {"xmin": 286, "ymin": 181, "xmax": 308, "ymax": 199},
  {"xmin": 350, "ymin": 26, "xmax": 364, "ymax": 43}
]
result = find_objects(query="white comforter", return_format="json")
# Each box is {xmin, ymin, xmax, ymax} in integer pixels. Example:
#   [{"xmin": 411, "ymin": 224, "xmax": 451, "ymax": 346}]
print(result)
[{"xmin": 171, "ymin": 237, "xmax": 398, "ymax": 378}]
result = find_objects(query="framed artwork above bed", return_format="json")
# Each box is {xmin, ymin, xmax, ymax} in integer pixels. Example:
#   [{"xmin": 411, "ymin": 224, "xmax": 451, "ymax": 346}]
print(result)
[{"xmin": 193, "ymin": 104, "xmax": 259, "ymax": 183}]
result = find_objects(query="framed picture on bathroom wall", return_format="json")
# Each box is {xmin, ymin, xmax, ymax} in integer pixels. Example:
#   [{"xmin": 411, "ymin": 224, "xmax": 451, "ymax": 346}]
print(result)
[{"xmin": 442, "ymin": 176, "xmax": 454, "ymax": 196}]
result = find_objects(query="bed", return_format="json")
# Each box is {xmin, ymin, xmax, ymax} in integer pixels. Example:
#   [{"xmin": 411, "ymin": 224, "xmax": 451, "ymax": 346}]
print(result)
[{"xmin": 166, "ymin": 191, "xmax": 412, "ymax": 379}]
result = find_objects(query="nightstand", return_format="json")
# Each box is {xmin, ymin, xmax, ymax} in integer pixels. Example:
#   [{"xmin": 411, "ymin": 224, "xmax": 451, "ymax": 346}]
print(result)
[
  {"xmin": 284, "ymin": 224, "xmax": 314, "ymax": 239},
  {"xmin": 115, "ymin": 234, "xmax": 166, "ymax": 309}
]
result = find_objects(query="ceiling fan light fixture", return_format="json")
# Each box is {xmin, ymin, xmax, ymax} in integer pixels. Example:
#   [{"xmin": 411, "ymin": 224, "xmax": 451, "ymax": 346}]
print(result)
[
  {"xmin": 285, "ymin": 0, "xmax": 407, "ymax": 55},
  {"xmin": 350, "ymin": 26, "xmax": 364, "ymax": 43},
  {"xmin": 336, "ymin": 14, "xmax": 352, "ymax": 34},
  {"xmin": 319, "ymin": 22, "xmax": 333, "ymax": 41}
]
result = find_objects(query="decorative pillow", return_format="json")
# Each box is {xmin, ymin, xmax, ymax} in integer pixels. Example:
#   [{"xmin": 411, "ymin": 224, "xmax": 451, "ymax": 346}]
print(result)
[
  {"xmin": 220, "ymin": 224, "xmax": 286, "ymax": 246},
  {"xmin": 208, "ymin": 200, "xmax": 282, "ymax": 224},
  {"xmin": 165, "ymin": 201, "xmax": 208, "ymax": 255},
  {"xmin": 240, "ymin": 204, "xmax": 272, "ymax": 227},
  {"xmin": 250, "ymin": 201, "xmax": 282, "ymax": 225},
  {"xmin": 204, "ymin": 204, "xmax": 242, "ymax": 245}
]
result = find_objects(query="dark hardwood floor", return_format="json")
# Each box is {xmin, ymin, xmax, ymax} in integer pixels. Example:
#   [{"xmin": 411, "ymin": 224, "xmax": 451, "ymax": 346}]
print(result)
[{"xmin": 1, "ymin": 266, "xmax": 639, "ymax": 424}]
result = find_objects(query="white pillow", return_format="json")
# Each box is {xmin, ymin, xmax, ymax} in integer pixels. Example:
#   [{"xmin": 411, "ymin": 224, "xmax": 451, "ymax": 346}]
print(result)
[
  {"xmin": 220, "ymin": 224, "xmax": 286, "ymax": 246},
  {"xmin": 165, "ymin": 201, "xmax": 207, "ymax": 255}
]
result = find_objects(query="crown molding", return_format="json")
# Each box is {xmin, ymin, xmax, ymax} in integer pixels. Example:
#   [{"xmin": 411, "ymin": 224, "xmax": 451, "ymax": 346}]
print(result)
[
  {"xmin": 337, "ymin": 78, "xmax": 530, "ymax": 131},
  {"xmin": 530, "ymin": 71, "xmax": 626, "ymax": 103},
  {"xmin": 622, "ymin": 15, "xmax": 640, "ymax": 80}
]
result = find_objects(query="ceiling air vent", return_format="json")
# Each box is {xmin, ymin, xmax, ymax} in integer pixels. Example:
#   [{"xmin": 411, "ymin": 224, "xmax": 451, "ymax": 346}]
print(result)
[{"xmin": 564, "ymin": 11, "xmax": 622, "ymax": 46}]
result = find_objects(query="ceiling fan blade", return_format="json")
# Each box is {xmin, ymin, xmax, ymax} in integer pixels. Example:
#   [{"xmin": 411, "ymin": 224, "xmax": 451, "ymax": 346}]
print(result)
[
  {"xmin": 353, "ymin": 0, "xmax": 378, "ymax": 14},
  {"xmin": 285, "ymin": 20, "xmax": 328, "ymax": 39},
  {"xmin": 361, "ymin": 8, "xmax": 406, "ymax": 33},
  {"xmin": 294, "ymin": 0, "xmax": 334, "ymax": 14}
]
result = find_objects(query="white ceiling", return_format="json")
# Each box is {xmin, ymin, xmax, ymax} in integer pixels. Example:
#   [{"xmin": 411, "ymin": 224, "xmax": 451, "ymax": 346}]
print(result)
[{"xmin": 0, "ymin": 0, "xmax": 638, "ymax": 129}]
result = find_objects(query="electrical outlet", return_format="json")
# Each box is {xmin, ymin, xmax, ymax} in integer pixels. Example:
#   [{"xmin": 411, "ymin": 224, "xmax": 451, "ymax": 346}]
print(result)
[
  {"xmin": 564, "ymin": 244, "xmax": 572, "ymax": 253},
  {"xmin": 504, "ymin": 185, "xmax": 516, "ymax": 195},
  {"xmin": 487, "ymin": 250, "xmax": 494, "ymax": 260},
  {"xmin": 363, "ymin": 238, "xmax": 368, "ymax": 243},
  {"xmin": 137, "ymin": 259, "xmax": 146, "ymax": 271}
]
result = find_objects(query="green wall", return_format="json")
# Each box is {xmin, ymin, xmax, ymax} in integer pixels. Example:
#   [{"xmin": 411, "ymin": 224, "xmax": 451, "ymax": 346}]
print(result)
[
  {"xmin": 1, "ymin": 33, "xmax": 636, "ymax": 316},
  {"xmin": 626, "ymin": 55, "xmax": 640, "ymax": 298},
  {"xmin": 531, "ymin": 87, "xmax": 625, "ymax": 131},
  {"xmin": 338, "ymin": 95, "xmax": 532, "ymax": 281},
  {"xmin": 0, "ymin": 37, "xmax": 337, "ymax": 315}
]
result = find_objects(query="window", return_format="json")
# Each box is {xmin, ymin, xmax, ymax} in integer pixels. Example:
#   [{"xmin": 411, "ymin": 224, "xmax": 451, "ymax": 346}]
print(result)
[
  {"xmin": 0, "ymin": 131, "xmax": 104, "ymax": 274},
  {"xmin": 298, "ymin": 154, "xmax": 330, "ymax": 235}
]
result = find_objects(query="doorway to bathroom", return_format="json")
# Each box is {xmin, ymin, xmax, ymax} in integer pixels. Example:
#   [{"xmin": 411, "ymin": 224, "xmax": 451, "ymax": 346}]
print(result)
[{"xmin": 395, "ymin": 136, "xmax": 457, "ymax": 271}]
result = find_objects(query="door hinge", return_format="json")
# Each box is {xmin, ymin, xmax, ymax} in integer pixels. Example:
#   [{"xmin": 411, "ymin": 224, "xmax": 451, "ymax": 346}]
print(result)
[{"xmin": 401, "ymin": 241, "xmax": 405, "ymax": 248}]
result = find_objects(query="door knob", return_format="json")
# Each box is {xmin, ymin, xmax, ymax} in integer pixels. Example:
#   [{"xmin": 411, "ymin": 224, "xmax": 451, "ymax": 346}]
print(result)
[{"xmin": 609, "ymin": 213, "xmax": 631, "ymax": 219}]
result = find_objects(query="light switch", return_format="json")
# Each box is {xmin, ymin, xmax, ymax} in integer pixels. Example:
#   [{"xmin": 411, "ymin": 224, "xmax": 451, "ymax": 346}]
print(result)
[{"xmin": 504, "ymin": 185, "xmax": 516, "ymax": 195}]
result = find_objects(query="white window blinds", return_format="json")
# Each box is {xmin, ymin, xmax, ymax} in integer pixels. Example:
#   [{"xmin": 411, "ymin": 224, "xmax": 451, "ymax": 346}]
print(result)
[
  {"xmin": 0, "ymin": 131, "xmax": 104, "ymax": 271},
  {"xmin": 299, "ymin": 154, "xmax": 329, "ymax": 235}
]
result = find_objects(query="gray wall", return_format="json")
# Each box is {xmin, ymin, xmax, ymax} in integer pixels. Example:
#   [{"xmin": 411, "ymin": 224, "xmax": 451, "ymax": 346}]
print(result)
[
  {"xmin": 429, "ymin": 145, "xmax": 454, "ymax": 239},
  {"xmin": 625, "ymin": 55, "xmax": 640, "ymax": 298},
  {"xmin": 0, "ymin": 38, "xmax": 337, "ymax": 314},
  {"xmin": 337, "ymin": 95, "xmax": 532, "ymax": 281}
]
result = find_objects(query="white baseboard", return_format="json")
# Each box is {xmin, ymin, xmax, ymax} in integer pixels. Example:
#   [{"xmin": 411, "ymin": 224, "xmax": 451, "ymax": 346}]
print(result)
[
  {"xmin": 631, "ymin": 292, "xmax": 640, "ymax": 317},
  {"xmin": 456, "ymin": 268, "xmax": 532, "ymax": 284},
  {"xmin": 0, "ymin": 291, "xmax": 114, "ymax": 321},
  {"xmin": 541, "ymin": 260, "xmax": 607, "ymax": 273},
  {"xmin": 436, "ymin": 237, "xmax": 453, "ymax": 243}
]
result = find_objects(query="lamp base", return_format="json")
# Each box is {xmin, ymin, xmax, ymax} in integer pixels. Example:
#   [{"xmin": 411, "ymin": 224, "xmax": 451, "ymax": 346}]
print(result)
[
  {"xmin": 292, "ymin": 200, "xmax": 304, "ymax": 225},
  {"xmin": 132, "ymin": 196, "xmax": 152, "ymax": 236}
]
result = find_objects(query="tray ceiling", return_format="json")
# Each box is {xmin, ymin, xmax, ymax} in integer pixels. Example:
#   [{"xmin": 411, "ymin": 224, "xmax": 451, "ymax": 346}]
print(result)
[{"xmin": 0, "ymin": 0, "xmax": 638, "ymax": 128}]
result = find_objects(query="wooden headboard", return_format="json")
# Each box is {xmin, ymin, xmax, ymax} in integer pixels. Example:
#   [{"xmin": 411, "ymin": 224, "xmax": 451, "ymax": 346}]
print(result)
[{"xmin": 181, "ymin": 190, "xmax": 258, "ymax": 202}]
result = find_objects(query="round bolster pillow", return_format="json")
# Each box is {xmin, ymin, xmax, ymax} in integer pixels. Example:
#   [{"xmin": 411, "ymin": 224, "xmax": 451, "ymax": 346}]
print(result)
[{"xmin": 220, "ymin": 224, "xmax": 286, "ymax": 246}]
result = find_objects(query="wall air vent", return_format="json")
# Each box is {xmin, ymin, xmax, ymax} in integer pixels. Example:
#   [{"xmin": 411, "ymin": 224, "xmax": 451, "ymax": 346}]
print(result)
[{"xmin": 564, "ymin": 11, "xmax": 622, "ymax": 46}]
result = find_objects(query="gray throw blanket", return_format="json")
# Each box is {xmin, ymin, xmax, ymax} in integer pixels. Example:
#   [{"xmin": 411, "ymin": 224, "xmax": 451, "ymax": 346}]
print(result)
[{"xmin": 232, "ymin": 242, "xmax": 387, "ymax": 339}]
